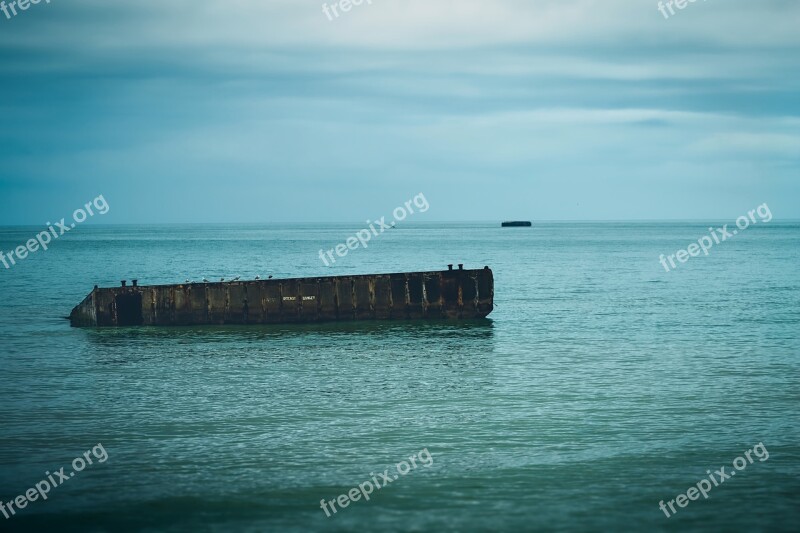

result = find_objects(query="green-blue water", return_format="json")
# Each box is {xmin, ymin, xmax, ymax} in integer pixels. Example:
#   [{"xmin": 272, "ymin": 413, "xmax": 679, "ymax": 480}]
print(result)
[{"xmin": 1, "ymin": 222, "xmax": 798, "ymax": 532}]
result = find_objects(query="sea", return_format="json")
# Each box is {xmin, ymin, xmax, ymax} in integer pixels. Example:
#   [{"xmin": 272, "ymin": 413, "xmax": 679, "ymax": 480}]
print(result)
[{"xmin": 0, "ymin": 222, "xmax": 798, "ymax": 532}]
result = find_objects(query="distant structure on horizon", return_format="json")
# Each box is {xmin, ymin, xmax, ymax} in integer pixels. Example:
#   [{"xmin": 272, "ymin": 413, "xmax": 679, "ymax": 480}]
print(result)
[{"xmin": 501, "ymin": 221, "xmax": 532, "ymax": 227}]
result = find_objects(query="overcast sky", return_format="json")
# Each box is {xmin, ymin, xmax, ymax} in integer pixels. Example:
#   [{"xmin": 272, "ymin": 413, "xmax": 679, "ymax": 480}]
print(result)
[{"xmin": 0, "ymin": 0, "xmax": 798, "ymax": 224}]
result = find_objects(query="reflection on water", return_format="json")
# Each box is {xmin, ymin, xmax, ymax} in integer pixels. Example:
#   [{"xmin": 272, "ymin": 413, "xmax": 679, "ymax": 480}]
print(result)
[
  {"xmin": 82, "ymin": 318, "xmax": 495, "ymax": 343},
  {"xmin": 80, "ymin": 320, "xmax": 497, "ymax": 397}
]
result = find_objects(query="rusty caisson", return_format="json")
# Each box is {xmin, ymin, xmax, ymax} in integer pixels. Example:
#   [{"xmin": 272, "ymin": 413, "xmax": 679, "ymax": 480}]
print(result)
[{"xmin": 69, "ymin": 265, "xmax": 494, "ymax": 327}]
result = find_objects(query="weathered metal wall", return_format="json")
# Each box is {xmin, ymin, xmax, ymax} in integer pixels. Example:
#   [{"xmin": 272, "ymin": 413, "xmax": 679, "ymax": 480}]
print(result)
[{"xmin": 70, "ymin": 266, "xmax": 494, "ymax": 327}]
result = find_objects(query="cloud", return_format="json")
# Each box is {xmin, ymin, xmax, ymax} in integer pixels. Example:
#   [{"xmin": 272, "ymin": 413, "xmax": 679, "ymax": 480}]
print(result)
[
  {"xmin": 690, "ymin": 132, "xmax": 800, "ymax": 157},
  {"xmin": 0, "ymin": 0, "xmax": 798, "ymax": 223}
]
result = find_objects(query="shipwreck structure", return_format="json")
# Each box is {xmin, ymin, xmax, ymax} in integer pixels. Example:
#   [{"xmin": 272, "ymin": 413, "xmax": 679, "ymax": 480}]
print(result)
[
  {"xmin": 501, "ymin": 221, "xmax": 532, "ymax": 227},
  {"xmin": 69, "ymin": 265, "xmax": 494, "ymax": 327}
]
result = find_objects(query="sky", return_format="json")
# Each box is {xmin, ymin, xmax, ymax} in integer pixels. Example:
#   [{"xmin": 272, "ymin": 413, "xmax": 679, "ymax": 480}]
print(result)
[{"xmin": 0, "ymin": 0, "xmax": 798, "ymax": 224}]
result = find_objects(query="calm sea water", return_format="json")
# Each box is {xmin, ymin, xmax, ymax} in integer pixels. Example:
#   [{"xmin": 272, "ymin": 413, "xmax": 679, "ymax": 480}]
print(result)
[{"xmin": 0, "ymin": 222, "xmax": 798, "ymax": 532}]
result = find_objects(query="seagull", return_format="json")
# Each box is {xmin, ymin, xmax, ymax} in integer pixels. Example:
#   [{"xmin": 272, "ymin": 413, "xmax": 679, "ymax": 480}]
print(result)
[
  {"xmin": 202, "ymin": 278, "xmax": 209, "ymax": 283},
  {"xmin": 254, "ymin": 275, "xmax": 260, "ymax": 280},
  {"xmin": 233, "ymin": 276, "xmax": 241, "ymax": 281}
]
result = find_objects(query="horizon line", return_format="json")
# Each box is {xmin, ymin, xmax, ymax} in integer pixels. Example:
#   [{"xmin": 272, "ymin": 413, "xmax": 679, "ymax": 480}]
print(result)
[{"xmin": 0, "ymin": 219, "xmax": 798, "ymax": 228}]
